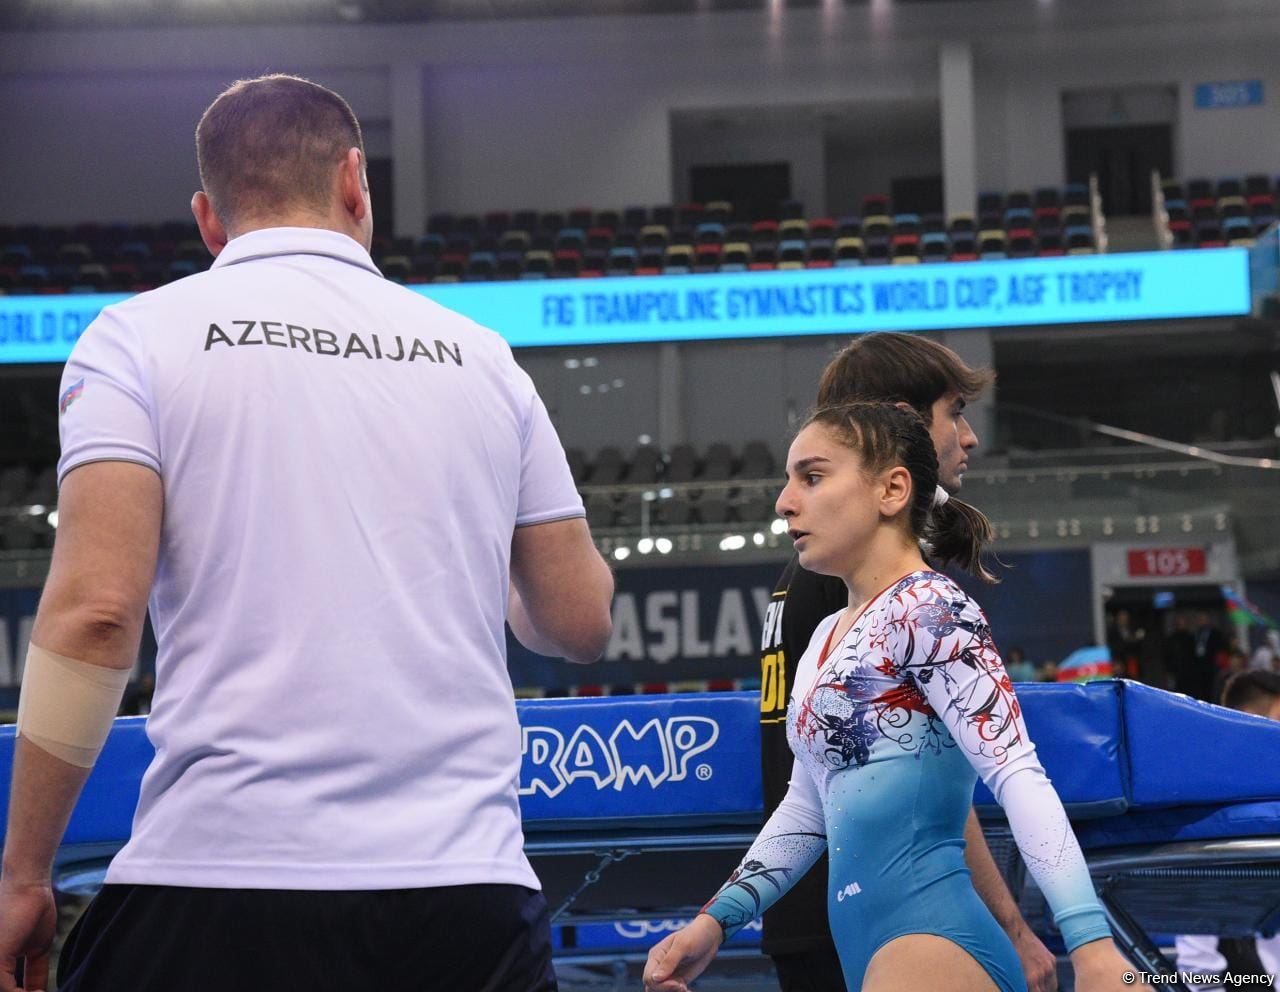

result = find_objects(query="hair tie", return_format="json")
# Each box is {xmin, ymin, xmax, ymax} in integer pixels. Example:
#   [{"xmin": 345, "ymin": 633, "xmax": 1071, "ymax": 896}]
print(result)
[{"xmin": 933, "ymin": 485, "xmax": 950, "ymax": 507}]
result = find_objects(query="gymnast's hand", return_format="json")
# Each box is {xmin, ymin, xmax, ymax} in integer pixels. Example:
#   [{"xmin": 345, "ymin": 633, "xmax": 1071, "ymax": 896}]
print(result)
[
  {"xmin": 642, "ymin": 913, "xmax": 722, "ymax": 992},
  {"xmin": 0, "ymin": 877, "xmax": 56, "ymax": 992},
  {"xmin": 1070, "ymin": 937, "xmax": 1139, "ymax": 992}
]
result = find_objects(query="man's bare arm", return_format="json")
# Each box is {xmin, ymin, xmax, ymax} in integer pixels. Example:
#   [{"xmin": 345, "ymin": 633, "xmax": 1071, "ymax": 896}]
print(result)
[
  {"xmin": 2, "ymin": 461, "xmax": 161, "ymax": 884},
  {"xmin": 964, "ymin": 807, "xmax": 1059, "ymax": 992},
  {"xmin": 510, "ymin": 517, "xmax": 612, "ymax": 663}
]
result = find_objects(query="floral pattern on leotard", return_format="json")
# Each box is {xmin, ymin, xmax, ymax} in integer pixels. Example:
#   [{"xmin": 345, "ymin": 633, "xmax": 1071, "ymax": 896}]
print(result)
[{"xmin": 793, "ymin": 572, "xmax": 1023, "ymax": 772}]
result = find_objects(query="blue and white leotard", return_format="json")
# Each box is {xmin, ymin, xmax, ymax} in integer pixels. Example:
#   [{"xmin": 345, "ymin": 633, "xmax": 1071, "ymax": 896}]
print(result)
[{"xmin": 704, "ymin": 571, "xmax": 1111, "ymax": 991}]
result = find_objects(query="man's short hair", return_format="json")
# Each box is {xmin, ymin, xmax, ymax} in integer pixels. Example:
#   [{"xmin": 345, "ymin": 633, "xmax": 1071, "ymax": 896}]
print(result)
[
  {"xmin": 816, "ymin": 332, "xmax": 994, "ymax": 421},
  {"xmin": 196, "ymin": 74, "xmax": 365, "ymax": 227},
  {"xmin": 1221, "ymin": 669, "xmax": 1280, "ymax": 712}
]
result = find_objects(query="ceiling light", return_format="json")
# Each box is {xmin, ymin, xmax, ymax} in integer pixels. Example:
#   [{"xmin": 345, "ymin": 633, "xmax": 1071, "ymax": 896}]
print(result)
[{"xmin": 335, "ymin": 2, "xmax": 364, "ymax": 23}]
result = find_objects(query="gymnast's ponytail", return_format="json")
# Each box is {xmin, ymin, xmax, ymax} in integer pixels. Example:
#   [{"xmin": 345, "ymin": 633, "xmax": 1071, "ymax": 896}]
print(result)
[
  {"xmin": 925, "ymin": 492, "xmax": 997, "ymax": 583},
  {"xmin": 805, "ymin": 402, "xmax": 998, "ymax": 583}
]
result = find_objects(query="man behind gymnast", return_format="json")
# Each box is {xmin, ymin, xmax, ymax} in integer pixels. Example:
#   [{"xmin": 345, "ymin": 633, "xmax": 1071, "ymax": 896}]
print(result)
[
  {"xmin": 0, "ymin": 73, "xmax": 613, "ymax": 992},
  {"xmin": 756, "ymin": 332, "xmax": 1059, "ymax": 992}
]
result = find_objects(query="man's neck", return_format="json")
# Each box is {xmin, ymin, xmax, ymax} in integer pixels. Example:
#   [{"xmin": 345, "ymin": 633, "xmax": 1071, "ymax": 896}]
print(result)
[{"xmin": 228, "ymin": 214, "xmax": 364, "ymax": 248}]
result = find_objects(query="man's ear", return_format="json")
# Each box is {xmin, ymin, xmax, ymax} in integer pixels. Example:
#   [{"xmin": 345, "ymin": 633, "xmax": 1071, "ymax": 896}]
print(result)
[
  {"xmin": 880, "ymin": 465, "xmax": 914, "ymax": 518},
  {"xmin": 191, "ymin": 191, "xmax": 228, "ymax": 257},
  {"xmin": 340, "ymin": 147, "xmax": 369, "ymax": 222}
]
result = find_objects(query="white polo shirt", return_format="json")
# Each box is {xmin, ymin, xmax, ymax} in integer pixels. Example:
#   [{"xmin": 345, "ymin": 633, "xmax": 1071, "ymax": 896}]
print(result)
[{"xmin": 56, "ymin": 227, "xmax": 584, "ymax": 891}]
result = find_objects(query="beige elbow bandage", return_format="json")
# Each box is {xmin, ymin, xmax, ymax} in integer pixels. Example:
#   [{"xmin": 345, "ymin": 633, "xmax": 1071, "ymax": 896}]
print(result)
[{"xmin": 16, "ymin": 644, "xmax": 131, "ymax": 768}]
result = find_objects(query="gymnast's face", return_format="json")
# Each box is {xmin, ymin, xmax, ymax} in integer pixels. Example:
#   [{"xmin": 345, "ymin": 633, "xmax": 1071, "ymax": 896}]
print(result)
[{"xmin": 776, "ymin": 423, "xmax": 902, "ymax": 578}]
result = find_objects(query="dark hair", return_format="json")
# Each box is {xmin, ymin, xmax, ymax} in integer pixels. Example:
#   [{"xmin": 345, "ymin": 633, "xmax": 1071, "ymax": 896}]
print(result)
[
  {"xmin": 196, "ymin": 74, "xmax": 365, "ymax": 227},
  {"xmin": 816, "ymin": 332, "xmax": 995, "ymax": 422},
  {"xmin": 805, "ymin": 402, "xmax": 997, "ymax": 582},
  {"xmin": 1221, "ymin": 669, "xmax": 1280, "ymax": 712}
]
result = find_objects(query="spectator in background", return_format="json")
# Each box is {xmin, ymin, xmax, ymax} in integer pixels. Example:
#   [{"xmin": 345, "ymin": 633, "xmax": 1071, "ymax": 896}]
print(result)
[
  {"xmin": 1106, "ymin": 609, "xmax": 1144, "ymax": 681},
  {"xmin": 1004, "ymin": 646, "xmax": 1037, "ymax": 683},
  {"xmin": 1211, "ymin": 641, "xmax": 1250, "ymax": 709},
  {"xmin": 1191, "ymin": 611, "xmax": 1228, "ymax": 702},
  {"xmin": 1249, "ymin": 630, "xmax": 1279, "ymax": 672},
  {"xmin": 1175, "ymin": 670, "xmax": 1280, "ymax": 989},
  {"xmin": 1165, "ymin": 612, "xmax": 1199, "ymax": 696}
]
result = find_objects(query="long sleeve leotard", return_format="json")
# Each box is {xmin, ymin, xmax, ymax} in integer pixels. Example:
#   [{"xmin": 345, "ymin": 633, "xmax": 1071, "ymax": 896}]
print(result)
[{"xmin": 703, "ymin": 570, "xmax": 1111, "ymax": 992}]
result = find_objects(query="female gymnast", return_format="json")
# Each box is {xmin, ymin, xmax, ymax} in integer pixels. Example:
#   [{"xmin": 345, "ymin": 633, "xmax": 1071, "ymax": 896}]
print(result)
[{"xmin": 643, "ymin": 402, "xmax": 1133, "ymax": 992}]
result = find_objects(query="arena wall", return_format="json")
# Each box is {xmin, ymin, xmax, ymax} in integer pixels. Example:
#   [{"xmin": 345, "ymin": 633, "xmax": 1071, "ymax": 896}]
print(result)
[{"xmin": 4, "ymin": 2, "xmax": 1280, "ymax": 225}]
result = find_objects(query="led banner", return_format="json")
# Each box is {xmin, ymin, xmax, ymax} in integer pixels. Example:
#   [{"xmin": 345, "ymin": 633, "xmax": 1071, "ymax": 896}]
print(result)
[
  {"xmin": 423, "ymin": 249, "xmax": 1252, "ymax": 345},
  {"xmin": 0, "ymin": 292, "xmax": 130, "ymax": 364},
  {"xmin": 0, "ymin": 249, "xmax": 1252, "ymax": 363}
]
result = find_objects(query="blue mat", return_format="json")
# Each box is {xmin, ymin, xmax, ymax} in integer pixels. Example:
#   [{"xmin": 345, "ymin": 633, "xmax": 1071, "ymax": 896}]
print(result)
[{"xmin": 2, "ymin": 680, "xmax": 1279, "ymax": 853}]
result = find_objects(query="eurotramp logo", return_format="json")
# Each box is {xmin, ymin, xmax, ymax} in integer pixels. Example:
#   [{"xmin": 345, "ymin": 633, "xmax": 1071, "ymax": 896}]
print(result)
[{"xmin": 519, "ymin": 716, "xmax": 720, "ymax": 797}]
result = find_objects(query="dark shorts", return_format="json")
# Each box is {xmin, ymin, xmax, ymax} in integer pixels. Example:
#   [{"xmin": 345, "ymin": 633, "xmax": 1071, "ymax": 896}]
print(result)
[
  {"xmin": 771, "ymin": 943, "xmax": 850, "ymax": 992},
  {"xmin": 56, "ymin": 883, "xmax": 557, "ymax": 992}
]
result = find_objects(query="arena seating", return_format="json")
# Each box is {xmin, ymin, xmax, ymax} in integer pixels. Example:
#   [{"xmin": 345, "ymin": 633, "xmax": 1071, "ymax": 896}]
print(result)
[
  {"xmin": 0, "ymin": 185, "xmax": 1102, "ymax": 294},
  {"xmin": 0, "ymin": 221, "xmax": 210, "ymax": 295},
  {"xmin": 1157, "ymin": 174, "xmax": 1278, "ymax": 249},
  {"xmin": 415, "ymin": 186, "xmax": 1096, "ymax": 281}
]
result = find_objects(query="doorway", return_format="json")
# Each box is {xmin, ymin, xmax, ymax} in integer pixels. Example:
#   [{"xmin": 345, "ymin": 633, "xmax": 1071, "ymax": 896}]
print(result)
[
  {"xmin": 1103, "ymin": 584, "xmax": 1228, "ymax": 697},
  {"xmin": 690, "ymin": 162, "xmax": 791, "ymax": 221},
  {"xmin": 1065, "ymin": 125, "xmax": 1173, "ymax": 216}
]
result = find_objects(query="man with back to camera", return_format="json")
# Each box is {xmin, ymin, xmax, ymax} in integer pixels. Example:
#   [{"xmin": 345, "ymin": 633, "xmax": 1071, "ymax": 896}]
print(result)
[
  {"xmin": 0, "ymin": 74, "xmax": 614, "ymax": 992},
  {"xmin": 758, "ymin": 332, "xmax": 1059, "ymax": 992}
]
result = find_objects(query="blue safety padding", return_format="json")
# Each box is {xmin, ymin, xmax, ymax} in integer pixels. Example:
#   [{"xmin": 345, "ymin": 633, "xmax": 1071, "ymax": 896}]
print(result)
[
  {"xmin": 518, "ymin": 692, "xmax": 761, "ymax": 830},
  {"xmin": 6, "ymin": 683, "xmax": 1280, "ymax": 854},
  {"xmin": 0, "ymin": 717, "xmax": 149, "ymax": 848},
  {"xmin": 1075, "ymin": 800, "xmax": 1280, "ymax": 849},
  {"xmin": 0, "ymin": 694, "xmax": 764, "ymax": 848},
  {"xmin": 1122, "ymin": 681, "xmax": 1280, "ymax": 808},
  {"xmin": 973, "ymin": 680, "xmax": 1127, "ymax": 819}
]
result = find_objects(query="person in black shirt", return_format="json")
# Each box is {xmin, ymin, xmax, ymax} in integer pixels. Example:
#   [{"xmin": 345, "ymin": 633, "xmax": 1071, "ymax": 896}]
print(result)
[{"xmin": 759, "ymin": 333, "xmax": 1058, "ymax": 992}]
